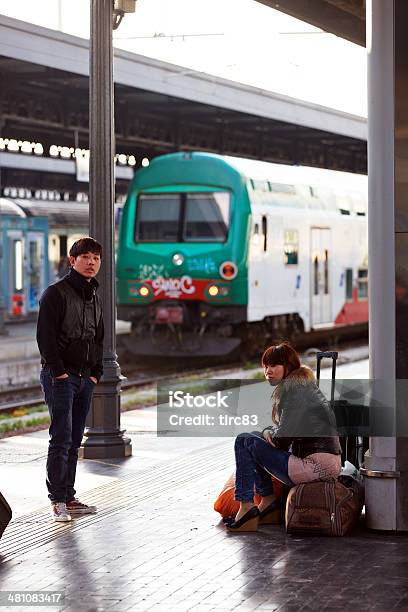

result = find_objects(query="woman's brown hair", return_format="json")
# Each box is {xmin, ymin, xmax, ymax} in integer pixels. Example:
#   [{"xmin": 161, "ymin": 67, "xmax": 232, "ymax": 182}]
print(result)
[
  {"xmin": 261, "ymin": 342, "xmax": 301, "ymax": 378},
  {"xmin": 261, "ymin": 342, "xmax": 301, "ymax": 423}
]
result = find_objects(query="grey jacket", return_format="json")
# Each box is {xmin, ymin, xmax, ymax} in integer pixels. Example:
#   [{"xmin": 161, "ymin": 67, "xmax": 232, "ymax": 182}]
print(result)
[{"xmin": 264, "ymin": 366, "xmax": 342, "ymax": 459}]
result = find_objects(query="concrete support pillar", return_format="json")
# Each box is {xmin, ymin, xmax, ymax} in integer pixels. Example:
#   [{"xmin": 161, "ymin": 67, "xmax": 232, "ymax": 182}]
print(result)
[
  {"xmin": 80, "ymin": 0, "xmax": 131, "ymax": 459},
  {"xmin": 0, "ymin": 119, "xmax": 9, "ymax": 336},
  {"xmin": 364, "ymin": 0, "xmax": 407, "ymax": 530}
]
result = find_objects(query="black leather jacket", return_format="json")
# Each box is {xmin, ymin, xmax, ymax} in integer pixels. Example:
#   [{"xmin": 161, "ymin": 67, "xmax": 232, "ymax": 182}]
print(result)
[
  {"xmin": 37, "ymin": 269, "xmax": 104, "ymax": 380},
  {"xmin": 263, "ymin": 368, "xmax": 342, "ymax": 459}
]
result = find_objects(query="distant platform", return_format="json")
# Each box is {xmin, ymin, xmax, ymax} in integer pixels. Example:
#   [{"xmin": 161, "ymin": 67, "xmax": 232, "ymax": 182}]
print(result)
[{"xmin": 0, "ymin": 320, "xmax": 131, "ymax": 387}]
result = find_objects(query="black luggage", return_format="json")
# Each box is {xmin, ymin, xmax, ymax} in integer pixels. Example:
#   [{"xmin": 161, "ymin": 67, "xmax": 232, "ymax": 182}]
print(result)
[
  {"xmin": 316, "ymin": 351, "xmax": 369, "ymax": 468},
  {"xmin": 0, "ymin": 491, "xmax": 12, "ymax": 539}
]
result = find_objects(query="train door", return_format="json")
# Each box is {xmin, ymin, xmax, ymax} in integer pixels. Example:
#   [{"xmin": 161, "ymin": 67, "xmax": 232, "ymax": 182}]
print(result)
[
  {"xmin": 27, "ymin": 232, "xmax": 45, "ymax": 313},
  {"xmin": 311, "ymin": 228, "xmax": 331, "ymax": 326},
  {"xmin": 248, "ymin": 215, "xmax": 268, "ymax": 319},
  {"xmin": 7, "ymin": 230, "xmax": 25, "ymax": 317}
]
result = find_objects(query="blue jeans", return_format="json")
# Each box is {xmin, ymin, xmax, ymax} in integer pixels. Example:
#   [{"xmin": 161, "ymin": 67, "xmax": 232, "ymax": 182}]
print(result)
[
  {"xmin": 234, "ymin": 432, "xmax": 294, "ymax": 502},
  {"xmin": 40, "ymin": 368, "xmax": 96, "ymax": 503}
]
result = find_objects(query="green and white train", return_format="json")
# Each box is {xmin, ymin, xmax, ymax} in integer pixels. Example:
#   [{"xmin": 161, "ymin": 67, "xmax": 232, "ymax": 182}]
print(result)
[{"xmin": 117, "ymin": 152, "xmax": 368, "ymax": 357}]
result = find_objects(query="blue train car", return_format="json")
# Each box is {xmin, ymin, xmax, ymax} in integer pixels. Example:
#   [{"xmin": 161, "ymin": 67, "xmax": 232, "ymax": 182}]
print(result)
[{"xmin": 0, "ymin": 199, "xmax": 49, "ymax": 320}]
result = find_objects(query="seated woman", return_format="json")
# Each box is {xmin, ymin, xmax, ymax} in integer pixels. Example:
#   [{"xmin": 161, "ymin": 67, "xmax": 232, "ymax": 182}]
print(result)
[{"xmin": 227, "ymin": 342, "xmax": 342, "ymax": 532}]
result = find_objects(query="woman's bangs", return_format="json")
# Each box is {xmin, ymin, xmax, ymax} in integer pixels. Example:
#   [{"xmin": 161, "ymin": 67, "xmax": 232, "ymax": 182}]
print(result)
[{"xmin": 262, "ymin": 346, "xmax": 284, "ymax": 367}]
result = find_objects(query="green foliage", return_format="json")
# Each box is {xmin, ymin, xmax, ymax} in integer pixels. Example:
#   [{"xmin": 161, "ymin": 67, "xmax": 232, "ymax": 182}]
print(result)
[
  {"xmin": 242, "ymin": 361, "xmax": 258, "ymax": 370},
  {"xmin": 0, "ymin": 415, "xmax": 50, "ymax": 436},
  {"xmin": 0, "ymin": 404, "xmax": 47, "ymax": 421},
  {"xmin": 121, "ymin": 395, "xmax": 156, "ymax": 410},
  {"xmin": 249, "ymin": 371, "xmax": 265, "ymax": 380}
]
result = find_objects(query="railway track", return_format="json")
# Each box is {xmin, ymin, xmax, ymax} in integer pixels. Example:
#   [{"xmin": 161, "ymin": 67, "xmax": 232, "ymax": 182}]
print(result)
[
  {"xmin": 0, "ymin": 362, "xmax": 244, "ymax": 414},
  {"xmin": 0, "ymin": 333, "xmax": 369, "ymax": 416}
]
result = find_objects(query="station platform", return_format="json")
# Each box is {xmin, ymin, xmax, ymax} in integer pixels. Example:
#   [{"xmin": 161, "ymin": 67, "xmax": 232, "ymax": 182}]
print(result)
[
  {"xmin": 0, "ymin": 366, "xmax": 407, "ymax": 612},
  {"xmin": 0, "ymin": 321, "xmax": 131, "ymax": 387}
]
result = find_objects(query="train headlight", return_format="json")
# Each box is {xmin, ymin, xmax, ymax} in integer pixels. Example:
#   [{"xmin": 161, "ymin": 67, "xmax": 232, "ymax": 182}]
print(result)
[
  {"xmin": 172, "ymin": 253, "xmax": 184, "ymax": 266},
  {"xmin": 206, "ymin": 284, "xmax": 229, "ymax": 298},
  {"xmin": 219, "ymin": 261, "xmax": 238, "ymax": 280},
  {"xmin": 129, "ymin": 283, "xmax": 151, "ymax": 299}
]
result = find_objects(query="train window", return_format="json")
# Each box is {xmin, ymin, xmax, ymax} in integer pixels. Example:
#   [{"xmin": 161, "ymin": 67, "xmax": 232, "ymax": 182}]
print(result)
[
  {"xmin": 324, "ymin": 249, "xmax": 329, "ymax": 294},
  {"xmin": 351, "ymin": 192, "xmax": 366, "ymax": 216},
  {"xmin": 269, "ymin": 183, "xmax": 296, "ymax": 195},
  {"xmin": 337, "ymin": 194, "xmax": 351, "ymax": 215},
  {"xmin": 313, "ymin": 255, "xmax": 319, "ymax": 295},
  {"xmin": 60, "ymin": 235, "xmax": 68, "ymax": 258},
  {"xmin": 135, "ymin": 192, "xmax": 230, "ymax": 243},
  {"xmin": 251, "ymin": 179, "xmax": 269, "ymax": 192},
  {"xmin": 13, "ymin": 239, "xmax": 23, "ymax": 291},
  {"xmin": 358, "ymin": 268, "xmax": 368, "ymax": 300},
  {"xmin": 252, "ymin": 222, "xmax": 260, "ymax": 247},
  {"xmin": 136, "ymin": 194, "xmax": 180, "ymax": 242},
  {"xmin": 184, "ymin": 193, "xmax": 230, "ymax": 242},
  {"xmin": 346, "ymin": 268, "xmax": 353, "ymax": 301},
  {"xmin": 261, "ymin": 216, "xmax": 267, "ymax": 252},
  {"xmin": 28, "ymin": 239, "xmax": 41, "ymax": 310},
  {"xmin": 284, "ymin": 229, "xmax": 299, "ymax": 265},
  {"xmin": 115, "ymin": 206, "xmax": 123, "ymax": 228}
]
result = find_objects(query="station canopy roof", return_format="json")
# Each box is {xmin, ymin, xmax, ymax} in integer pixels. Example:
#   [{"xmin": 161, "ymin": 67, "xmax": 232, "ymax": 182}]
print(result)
[
  {"xmin": 258, "ymin": 0, "xmax": 365, "ymax": 47},
  {"xmin": 0, "ymin": 14, "xmax": 367, "ymax": 201}
]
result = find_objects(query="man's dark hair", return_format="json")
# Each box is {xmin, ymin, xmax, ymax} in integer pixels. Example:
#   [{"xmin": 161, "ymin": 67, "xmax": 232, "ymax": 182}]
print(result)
[{"xmin": 69, "ymin": 237, "xmax": 102, "ymax": 259}]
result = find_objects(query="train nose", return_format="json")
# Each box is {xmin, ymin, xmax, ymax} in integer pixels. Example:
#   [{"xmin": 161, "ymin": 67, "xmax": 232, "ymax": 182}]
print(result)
[{"xmin": 155, "ymin": 305, "xmax": 184, "ymax": 324}]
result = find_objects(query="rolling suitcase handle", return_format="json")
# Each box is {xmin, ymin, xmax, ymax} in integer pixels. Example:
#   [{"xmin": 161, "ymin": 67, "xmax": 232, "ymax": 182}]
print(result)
[
  {"xmin": 316, "ymin": 350, "xmax": 347, "ymax": 462},
  {"xmin": 315, "ymin": 351, "xmax": 367, "ymax": 468},
  {"xmin": 316, "ymin": 351, "xmax": 338, "ymax": 407}
]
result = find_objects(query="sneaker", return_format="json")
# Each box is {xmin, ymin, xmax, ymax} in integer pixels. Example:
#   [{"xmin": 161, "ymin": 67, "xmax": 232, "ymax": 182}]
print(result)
[
  {"xmin": 66, "ymin": 498, "xmax": 97, "ymax": 515},
  {"xmin": 51, "ymin": 502, "xmax": 71, "ymax": 522}
]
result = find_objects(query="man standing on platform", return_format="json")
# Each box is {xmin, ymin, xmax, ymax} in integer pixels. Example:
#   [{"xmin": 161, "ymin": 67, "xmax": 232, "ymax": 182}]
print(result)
[{"xmin": 37, "ymin": 237, "xmax": 104, "ymax": 522}]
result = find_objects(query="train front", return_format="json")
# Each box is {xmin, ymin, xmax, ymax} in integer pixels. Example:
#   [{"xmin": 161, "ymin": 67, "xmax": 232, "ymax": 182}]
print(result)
[{"xmin": 117, "ymin": 152, "xmax": 250, "ymax": 357}]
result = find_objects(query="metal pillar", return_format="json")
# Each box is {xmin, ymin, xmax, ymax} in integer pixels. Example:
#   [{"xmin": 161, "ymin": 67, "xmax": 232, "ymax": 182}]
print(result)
[
  {"xmin": 80, "ymin": 0, "xmax": 131, "ymax": 458},
  {"xmin": 0, "ymin": 119, "xmax": 9, "ymax": 336},
  {"xmin": 0, "ymin": 242, "xmax": 8, "ymax": 336},
  {"xmin": 363, "ymin": 0, "xmax": 408, "ymax": 530}
]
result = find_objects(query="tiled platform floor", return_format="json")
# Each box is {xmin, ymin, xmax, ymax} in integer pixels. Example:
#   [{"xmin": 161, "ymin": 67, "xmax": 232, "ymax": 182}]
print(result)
[{"xmin": 0, "ymin": 405, "xmax": 407, "ymax": 612}]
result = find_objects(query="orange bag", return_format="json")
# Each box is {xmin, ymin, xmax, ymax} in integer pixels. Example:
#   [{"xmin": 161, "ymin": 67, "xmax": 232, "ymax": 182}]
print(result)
[{"xmin": 214, "ymin": 472, "xmax": 283, "ymax": 519}]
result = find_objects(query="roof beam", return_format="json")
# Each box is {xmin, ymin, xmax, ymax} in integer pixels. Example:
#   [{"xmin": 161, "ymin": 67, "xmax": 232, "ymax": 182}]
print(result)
[
  {"xmin": 256, "ymin": 0, "xmax": 365, "ymax": 47},
  {"xmin": 0, "ymin": 15, "xmax": 366, "ymax": 138}
]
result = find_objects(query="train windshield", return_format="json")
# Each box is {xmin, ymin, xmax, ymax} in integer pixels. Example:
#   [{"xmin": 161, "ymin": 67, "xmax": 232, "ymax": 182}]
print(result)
[
  {"xmin": 135, "ymin": 192, "xmax": 230, "ymax": 242},
  {"xmin": 136, "ymin": 194, "xmax": 180, "ymax": 241},
  {"xmin": 184, "ymin": 193, "xmax": 229, "ymax": 241}
]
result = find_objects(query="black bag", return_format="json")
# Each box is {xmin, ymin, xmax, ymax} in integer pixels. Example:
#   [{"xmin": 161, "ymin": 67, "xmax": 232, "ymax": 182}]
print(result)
[
  {"xmin": 316, "ymin": 351, "xmax": 369, "ymax": 468},
  {"xmin": 0, "ymin": 491, "xmax": 12, "ymax": 539}
]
